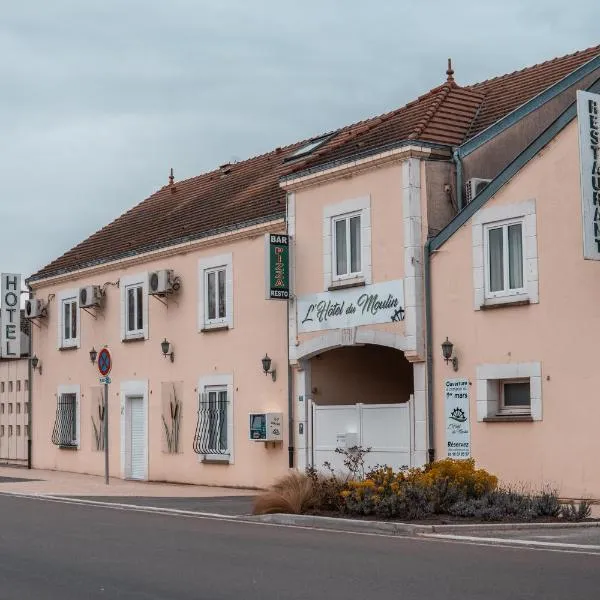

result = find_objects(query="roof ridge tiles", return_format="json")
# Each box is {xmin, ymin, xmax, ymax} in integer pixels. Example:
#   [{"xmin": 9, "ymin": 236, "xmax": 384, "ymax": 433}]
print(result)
[{"xmin": 466, "ymin": 43, "xmax": 600, "ymax": 89}]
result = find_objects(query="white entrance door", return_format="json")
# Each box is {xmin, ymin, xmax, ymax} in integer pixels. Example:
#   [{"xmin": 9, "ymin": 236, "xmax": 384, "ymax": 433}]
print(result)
[
  {"xmin": 311, "ymin": 400, "xmax": 412, "ymax": 473},
  {"xmin": 127, "ymin": 396, "xmax": 146, "ymax": 480}
]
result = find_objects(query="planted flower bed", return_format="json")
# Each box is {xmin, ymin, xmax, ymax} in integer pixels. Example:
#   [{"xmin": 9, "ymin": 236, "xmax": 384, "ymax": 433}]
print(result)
[{"xmin": 253, "ymin": 451, "xmax": 592, "ymax": 523}]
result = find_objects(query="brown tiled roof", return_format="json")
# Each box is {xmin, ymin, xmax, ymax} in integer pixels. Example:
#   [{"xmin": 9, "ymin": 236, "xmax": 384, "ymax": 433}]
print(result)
[
  {"xmin": 30, "ymin": 44, "xmax": 600, "ymax": 282},
  {"xmin": 29, "ymin": 144, "xmax": 305, "ymax": 281}
]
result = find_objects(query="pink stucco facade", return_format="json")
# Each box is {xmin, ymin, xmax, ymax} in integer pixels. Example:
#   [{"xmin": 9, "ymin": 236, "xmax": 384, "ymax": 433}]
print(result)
[
  {"xmin": 30, "ymin": 221, "xmax": 290, "ymax": 489},
  {"xmin": 431, "ymin": 119, "xmax": 600, "ymax": 498}
]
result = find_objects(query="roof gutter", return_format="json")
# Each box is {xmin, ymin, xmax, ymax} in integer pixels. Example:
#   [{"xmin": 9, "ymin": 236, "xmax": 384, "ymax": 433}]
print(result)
[{"xmin": 280, "ymin": 140, "xmax": 452, "ymax": 189}]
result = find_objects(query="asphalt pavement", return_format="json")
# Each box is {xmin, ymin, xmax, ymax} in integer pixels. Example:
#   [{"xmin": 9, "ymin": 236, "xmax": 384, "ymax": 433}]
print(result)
[{"xmin": 0, "ymin": 495, "xmax": 599, "ymax": 600}]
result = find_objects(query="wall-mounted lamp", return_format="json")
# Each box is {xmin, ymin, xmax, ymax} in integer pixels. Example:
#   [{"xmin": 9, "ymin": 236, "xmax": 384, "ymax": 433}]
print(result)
[
  {"xmin": 31, "ymin": 355, "xmax": 42, "ymax": 375},
  {"xmin": 441, "ymin": 337, "xmax": 458, "ymax": 371},
  {"xmin": 161, "ymin": 338, "xmax": 174, "ymax": 363},
  {"xmin": 261, "ymin": 354, "xmax": 276, "ymax": 382},
  {"xmin": 89, "ymin": 347, "xmax": 98, "ymax": 365}
]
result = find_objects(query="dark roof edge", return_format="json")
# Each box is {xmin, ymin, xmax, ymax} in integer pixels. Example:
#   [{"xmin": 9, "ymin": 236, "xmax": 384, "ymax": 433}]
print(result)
[
  {"xmin": 459, "ymin": 53, "xmax": 600, "ymax": 158},
  {"xmin": 27, "ymin": 212, "xmax": 285, "ymax": 285},
  {"xmin": 280, "ymin": 139, "xmax": 452, "ymax": 184},
  {"xmin": 431, "ymin": 74, "xmax": 600, "ymax": 252}
]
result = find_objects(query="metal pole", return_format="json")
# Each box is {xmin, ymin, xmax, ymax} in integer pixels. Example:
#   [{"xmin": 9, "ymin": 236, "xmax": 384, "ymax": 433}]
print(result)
[{"xmin": 104, "ymin": 382, "xmax": 109, "ymax": 484}]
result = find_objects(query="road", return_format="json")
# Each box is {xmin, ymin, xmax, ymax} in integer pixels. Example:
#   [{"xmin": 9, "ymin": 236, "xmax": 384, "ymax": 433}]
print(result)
[{"xmin": 0, "ymin": 495, "xmax": 598, "ymax": 599}]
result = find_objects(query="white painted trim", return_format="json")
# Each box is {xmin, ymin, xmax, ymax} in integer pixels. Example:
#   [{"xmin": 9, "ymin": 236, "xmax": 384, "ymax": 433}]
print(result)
[
  {"xmin": 402, "ymin": 158, "xmax": 423, "ymax": 357},
  {"xmin": 475, "ymin": 362, "xmax": 542, "ymax": 421},
  {"xmin": 197, "ymin": 373, "xmax": 234, "ymax": 464},
  {"xmin": 57, "ymin": 384, "xmax": 81, "ymax": 448},
  {"xmin": 287, "ymin": 193, "xmax": 299, "ymax": 362},
  {"xmin": 120, "ymin": 379, "xmax": 149, "ymax": 480},
  {"xmin": 198, "ymin": 253, "xmax": 233, "ymax": 331},
  {"xmin": 473, "ymin": 199, "xmax": 538, "ymax": 309},
  {"xmin": 120, "ymin": 273, "xmax": 149, "ymax": 340},
  {"xmin": 57, "ymin": 289, "xmax": 80, "ymax": 350},
  {"xmin": 323, "ymin": 196, "xmax": 371, "ymax": 289},
  {"xmin": 293, "ymin": 328, "xmax": 410, "ymax": 361}
]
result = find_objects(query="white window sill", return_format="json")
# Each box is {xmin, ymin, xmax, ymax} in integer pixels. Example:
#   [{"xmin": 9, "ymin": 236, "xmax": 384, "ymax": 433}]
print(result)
[
  {"xmin": 200, "ymin": 454, "xmax": 231, "ymax": 464},
  {"xmin": 123, "ymin": 333, "xmax": 146, "ymax": 342},
  {"xmin": 483, "ymin": 414, "xmax": 533, "ymax": 423},
  {"xmin": 59, "ymin": 343, "xmax": 79, "ymax": 351},
  {"xmin": 480, "ymin": 295, "xmax": 530, "ymax": 310},
  {"xmin": 328, "ymin": 277, "xmax": 365, "ymax": 291},
  {"xmin": 201, "ymin": 322, "xmax": 230, "ymax": 333}
]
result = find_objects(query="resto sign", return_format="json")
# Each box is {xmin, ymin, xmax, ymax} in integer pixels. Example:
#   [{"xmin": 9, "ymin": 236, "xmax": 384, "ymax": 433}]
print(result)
[
  {"xmin": 1, "ymin": 273, "xmax": 21, "ymax": 358},
  {"xmin": 577, "ymin": 90, "xmax": 600, "ymax": 260},
  {"xmin": 297, "ymin": 279, "xmax": 405, "ymax": 333},
  {"xmin": 265, "ymin": 234, "xmax": 290, "ymax": 300}
]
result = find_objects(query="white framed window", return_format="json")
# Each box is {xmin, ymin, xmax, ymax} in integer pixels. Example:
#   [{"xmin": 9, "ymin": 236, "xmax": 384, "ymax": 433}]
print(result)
[
  {"xmin": 57, "ymin": 289, "xmax": 80, "ymax": 349},
  {"xmin": 198, "ymin": 254, "xmax": 233, "ymax": 331},
  {"xmin": 499, "ymin": 379, "xmax": 531, "ymax": 415},
  {"xmin": 193, "ymin": 374, "xmax": 234, "ymax": 463},
  {"xmin": 333, "ymin": 212, "xmax": 362, "ymax": 279},
  {"xmin": 120, "ymin": 274, "xmax": 149, "ymax": 340},
  {"xmin": 476, "ymin": 362, "xmax": 541, "ymax": 421},
  {"xmin": 484, "ymin": 219, "xmax": 525, "ymax": 299},
  {"xmin": 472, "ymin": 199, "xmax": 538, "ymax": 309},
  {"xmin": 324, "ymin": 196, "xmax": 371, "ymax": 289},
  {"xmin": 52, "ymin": 384, "xmax": 80, "ymax": 448}
]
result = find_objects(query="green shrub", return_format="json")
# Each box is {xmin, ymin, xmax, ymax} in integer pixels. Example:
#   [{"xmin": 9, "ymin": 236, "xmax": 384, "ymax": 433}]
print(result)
[{"xmin": 560, "ymin": 500, "xmax": 592, "ymax": 522}]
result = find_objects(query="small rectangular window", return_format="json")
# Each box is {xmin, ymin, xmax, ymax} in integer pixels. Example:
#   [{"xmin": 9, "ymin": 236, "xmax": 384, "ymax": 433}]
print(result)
[
  {"xmin": 16, "ymin": 380, "xmax": 21, "ymax": 392},
  {"xmin": 16, "ymin": 403, "xmax": 21, "ymax": 414},
  {"xmin": 0, "ymin": 403, "xmax": 4, "ymax": 414},
  {"xmin": 485, "ymin": 220, "xmax": 525, "ymax": 298},
  {"xmin": 8, "ymin": 403, "xmax": 13, "ymax": 414},
  {"xmin": 126, "ymin": 283, "xmax": 144, "ymax": 336},
  {"xmin": 16, "ymin": 425, "xmax": 20, "ymax": 437},
  {"xmin": 333, "ymin": 213, "xmax": 362, "ymax": 278},
  {"xmin": 193, "ymin": 387, "xmax": 229, "ymax": 455},
  {"xmin": 0, "ymin": 382, "xmax": 4, "ymax": 393},
  {"xmin": 61, "ymin": 297, "xmax": 78, "ymax": 346},
  {"xmin": 0, "ymin": 426, "xmax": 4, "ymax": 437},
  {"xmin": 500, "ymin": 380, "xmax": 531, "ymax": 414},
  {"xmin": 51, "ymin": 393, "xmax": 78, "ymax": 448},
  {"xmin": 25, "ymin": 425, "xmax": 29, "ymax": 437},
  {"xmin": 8, "ymin": 425, "xmax": 13, "ymax": 437},
  {"xmin": 25, "ymin": 402, "xmax": 29, "ymax": 414},
  {"xmin": 205, "ymin": 267, "xmax": 227, "ymax": 324},
  {"xmin": 24, "ymin": 380, "xmax": 29, "ymax": 392},
  {"xmin": 8, "ymin": 381, "xmax": 13, "ymax": 393}
]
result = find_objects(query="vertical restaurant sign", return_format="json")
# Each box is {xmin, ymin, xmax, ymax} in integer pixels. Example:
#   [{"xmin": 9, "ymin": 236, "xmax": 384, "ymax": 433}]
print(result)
[
  {"xmin": 445, "ymin": 378, "xmax": 470, "ymax": 459},
  {"xmin": 577, "ymin": 90, "xmax": 600, "ymax": 260},
  {"xmin": 1, "ymin": 273, "xmax": 21, "ymax": 358},
  {"xmin": 265, "ymin": 234, "xmax": 290, "ymax": 300}
]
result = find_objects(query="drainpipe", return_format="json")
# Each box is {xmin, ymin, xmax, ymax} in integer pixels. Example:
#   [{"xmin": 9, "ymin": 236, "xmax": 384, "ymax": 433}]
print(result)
[
  {"xmin": 424, "ymin": 239, "xmax": 435, "ymax": 463},
  {"xmin": 27, "ymin": 284, "xmax": 33, "ymax": 469},
  {"xmin": 453, "ymin": 149, "xmax": 464, "ymax": 211},
  {"xmin": 285, "ymin": 194, "xmax": 294, "ymax": 469}
]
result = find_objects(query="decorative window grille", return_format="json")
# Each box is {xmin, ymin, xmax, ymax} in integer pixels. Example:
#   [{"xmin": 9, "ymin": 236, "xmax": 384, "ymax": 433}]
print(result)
[
  {"xmin": 51, "ymin": 393, "xmax": 78, "ymax": 448},
  {"xmin": 193, "ymin": 389, "xmax": 229, "ymax": 455}
]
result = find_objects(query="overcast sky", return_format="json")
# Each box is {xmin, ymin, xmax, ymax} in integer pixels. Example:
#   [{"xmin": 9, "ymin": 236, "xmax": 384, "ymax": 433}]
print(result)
[{"xmin": 1, "ymin": 1, "xmax": 598, "ymax": 278}]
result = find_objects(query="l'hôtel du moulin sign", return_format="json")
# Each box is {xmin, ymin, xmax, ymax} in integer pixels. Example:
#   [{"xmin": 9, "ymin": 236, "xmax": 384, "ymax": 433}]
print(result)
[{"xmin": 297, "ymin": 279, "xmax": 405, "ymax": 334}]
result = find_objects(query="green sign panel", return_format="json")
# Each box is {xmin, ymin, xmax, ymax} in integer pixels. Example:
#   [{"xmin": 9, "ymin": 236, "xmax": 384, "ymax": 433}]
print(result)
[{"xmin": 266, "ymin": 234, "xmax": 289, "ymax": 300}]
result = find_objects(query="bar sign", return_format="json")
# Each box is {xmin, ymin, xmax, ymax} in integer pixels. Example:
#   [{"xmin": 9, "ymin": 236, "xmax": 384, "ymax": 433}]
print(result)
[
  {"xmin": 1, "ymin": 273, "xmax": 21, "ymax": 358},
  {"xmin": 265, "ymin": 234, "xmax": 290, "ymax": 300}
]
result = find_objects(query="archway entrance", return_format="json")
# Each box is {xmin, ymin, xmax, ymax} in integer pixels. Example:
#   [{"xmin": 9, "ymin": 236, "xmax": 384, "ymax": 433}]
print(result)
[{"xmin": 299, "ymin": 345, "xmax": 418, "ymax": 473}]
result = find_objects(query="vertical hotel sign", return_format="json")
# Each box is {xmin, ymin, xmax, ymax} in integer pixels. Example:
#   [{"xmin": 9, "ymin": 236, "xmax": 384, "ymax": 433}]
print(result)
[
  {"xmin": 265, "ymin": 234, "xmax": 290, "ymax": 299},
  {"xmin": 445, "ymin": 378, "xmax": 470, "ymax": 459},
  {"xmin": 1, "ymin": 273, "xmax": 21, "ymax": 358},
  {"xmin": 577, "ymin": 90, "xmax": 600, "ymax": 260}
]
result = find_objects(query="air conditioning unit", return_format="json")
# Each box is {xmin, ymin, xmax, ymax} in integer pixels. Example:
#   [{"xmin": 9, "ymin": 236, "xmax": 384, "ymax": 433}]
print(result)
[
  {"xmin": 25, "ymin": 299, "xmax": 45, "ymax": 319},
  {"xmin": 148, "ymin": 269, "xmax": 174, "ymax": 295},
  {"xmin": 465, "ymin": 178, "xmax": 491, "ymax": 204},
  {"xmin": 79, "ymin": 285, "xmax": 102, "ymax": 308}
]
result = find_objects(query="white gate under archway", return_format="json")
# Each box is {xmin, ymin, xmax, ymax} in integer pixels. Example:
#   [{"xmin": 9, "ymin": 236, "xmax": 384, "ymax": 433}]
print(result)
[{"xmin": 310, "ymin": 397, "xmax": 413, "ymax": 473}]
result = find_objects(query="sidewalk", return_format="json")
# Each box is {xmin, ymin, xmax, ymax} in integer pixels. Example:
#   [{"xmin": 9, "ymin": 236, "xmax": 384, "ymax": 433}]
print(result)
[{"xmin": 0, "ymin": 466, "xmax": 256, "ymax": 498}]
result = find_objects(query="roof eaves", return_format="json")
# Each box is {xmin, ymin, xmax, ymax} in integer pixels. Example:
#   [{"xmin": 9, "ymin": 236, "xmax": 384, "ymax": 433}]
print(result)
[
  {"xmin": 27, "ymin": 212, "xmax": 285, "ymax": 284},
  {"xmin": 458, "ymin": 52, "xmax": 600, "ymax": 158},
  {"xmin": 280, "ymin": 138, "xmax": 452, "ymax": 184},
  {"xmin": 431, "ymin": 100, "xmax": 586, "ymax": 252}
]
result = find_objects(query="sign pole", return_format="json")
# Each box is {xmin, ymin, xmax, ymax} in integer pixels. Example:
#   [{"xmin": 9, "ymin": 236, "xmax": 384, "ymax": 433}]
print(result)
[
  {"xmin": 97, "ymin": 347, "xmax": 112, "ymax": 486},
  {"xmin": 104, "ymin": 381, "xmax": 109, "ymax": 485}
]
